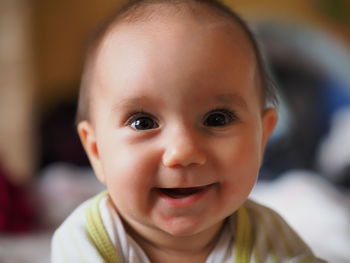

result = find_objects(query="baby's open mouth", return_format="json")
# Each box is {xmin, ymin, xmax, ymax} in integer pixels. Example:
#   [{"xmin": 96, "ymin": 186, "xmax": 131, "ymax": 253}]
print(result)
[{"xmin": 157, "ymin": 184, "xmax": 213, "ymax": 199}]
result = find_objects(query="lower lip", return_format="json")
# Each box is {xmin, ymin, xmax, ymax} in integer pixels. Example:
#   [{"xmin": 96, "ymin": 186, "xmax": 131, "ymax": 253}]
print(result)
[{"xmin": 155, "ymin": 184, "xmax": 215, "ymax": 207}]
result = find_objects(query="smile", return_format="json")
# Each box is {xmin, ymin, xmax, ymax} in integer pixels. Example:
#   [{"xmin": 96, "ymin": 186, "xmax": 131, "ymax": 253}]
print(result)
[
  {"xmin": 158, "ymin": 184, "xmax": 213, "ymax": 199},
  {"xmin": 155, "ymin": 183, "xmax": 216, "ymax": 207}
]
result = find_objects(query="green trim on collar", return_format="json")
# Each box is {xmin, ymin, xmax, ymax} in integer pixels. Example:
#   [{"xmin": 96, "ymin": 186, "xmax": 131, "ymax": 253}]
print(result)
[{"xmin": 86, "ymin": 191, "xmax": 120, "ymax": 263}]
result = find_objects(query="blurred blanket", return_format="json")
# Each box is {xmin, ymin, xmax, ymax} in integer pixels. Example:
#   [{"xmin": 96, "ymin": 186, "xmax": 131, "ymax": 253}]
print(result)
[
  {"xmin": 0, "ymin": 164, "xmax": 36, "ymax": 233},
  {"xmin": 251, "ymin": 171, "xmax": 350, "ymax": 263}
]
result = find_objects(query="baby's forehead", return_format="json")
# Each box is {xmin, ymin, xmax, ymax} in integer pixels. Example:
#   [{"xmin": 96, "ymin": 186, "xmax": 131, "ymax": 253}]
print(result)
[
  {"xmin": 87, "ymin": 3, "xmax": 260, "ymax": 110},
  {"xmin": 77, "ymin": 1, "xmax": 273, "ymax": 124},
  {"xmin": 94, "ymin": 22, "xmax": 257, "ymax": 93},
  {"xmin": 94, "ymin": 16, "xmax": 256, "ymax": 83},
  {"xmin": 98, "ymin": 10, "xmax": 254, "ymax": 63}
]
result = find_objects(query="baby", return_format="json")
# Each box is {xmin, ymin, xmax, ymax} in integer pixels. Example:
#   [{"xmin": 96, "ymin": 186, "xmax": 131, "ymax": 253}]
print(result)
[{"xmin": 51, "ymin": 0, "xmax": 325, "ymax": 262}]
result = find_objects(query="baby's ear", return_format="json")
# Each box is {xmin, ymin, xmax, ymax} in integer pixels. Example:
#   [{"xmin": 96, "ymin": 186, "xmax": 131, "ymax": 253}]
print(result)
[
  {"xmin": 77, "ymin": 121, "xmax": 106, "ymax": 184},
  {"xmin": 261, "ymin": 108, "xmax": 278, "ymax": 149}
]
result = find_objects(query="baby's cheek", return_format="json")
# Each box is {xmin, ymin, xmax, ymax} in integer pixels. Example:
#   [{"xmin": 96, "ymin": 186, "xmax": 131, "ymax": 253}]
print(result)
[
  {"xmin": 219, "ymin": 181, "xmax": 252, "ymax": 210},
  {"xmin": 107, "ymin": 151, "xmax": 157, "ymax": 189}
]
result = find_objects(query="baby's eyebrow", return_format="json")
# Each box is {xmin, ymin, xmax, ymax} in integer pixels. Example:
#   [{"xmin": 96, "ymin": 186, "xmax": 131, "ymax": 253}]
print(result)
[
  {"xmin": 111, "ymin": 93, "xmax": 247, "ymax": 114},
  {"xmin": 214, "ymin": 93, "xmax": 248, "ymax": 110},
  {"xmin": 112, "ymin": 96, "xmax": 148, "ymax": 112},
  {"xmin": 110, "ymin": 97, "xmax": 146, "ymax": 120}
]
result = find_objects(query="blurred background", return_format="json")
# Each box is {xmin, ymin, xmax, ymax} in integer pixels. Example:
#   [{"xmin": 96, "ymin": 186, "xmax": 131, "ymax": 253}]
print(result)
[{"xmin": 0, "ymin": 0, "xmax": 349, "ymax": 262}]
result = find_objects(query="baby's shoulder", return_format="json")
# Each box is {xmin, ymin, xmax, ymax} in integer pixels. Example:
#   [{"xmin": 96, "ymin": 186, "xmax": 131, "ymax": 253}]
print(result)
[
  {"xmin": 242, "ymin": 199, "xmax": 306, "ymax": 244},
  {"xmin": 54, "ymin": 197, "xmax": 92, "ymax": 233},
  {"xmin": 232, "ymin": 199, "xmax": 327, "ymax": 262},
  {"xmin": 51, "ymin": 195, "xmax": 106, "ymax": 263}
]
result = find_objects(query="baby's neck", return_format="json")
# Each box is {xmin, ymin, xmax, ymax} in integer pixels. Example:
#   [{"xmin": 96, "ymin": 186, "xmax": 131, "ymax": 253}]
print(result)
[{"xmin": 124, "ymin": 220, "xmax": 224, "ymax": 263}]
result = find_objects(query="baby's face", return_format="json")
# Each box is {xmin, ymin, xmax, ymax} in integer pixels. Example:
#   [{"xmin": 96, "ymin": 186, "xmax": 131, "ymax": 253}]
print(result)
[{"xmin": 79, "ymin": 15, "xmax": 276, "ymax": 239}]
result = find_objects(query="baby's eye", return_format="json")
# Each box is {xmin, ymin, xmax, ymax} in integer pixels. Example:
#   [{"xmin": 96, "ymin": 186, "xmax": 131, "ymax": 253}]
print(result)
[
  {"xmin": 203, "ymin": 109, "xmax": 236, "ymax": 127},
  {"xmin": 128, "ymin": 114, "xmax": 159, "ymax": 130}
]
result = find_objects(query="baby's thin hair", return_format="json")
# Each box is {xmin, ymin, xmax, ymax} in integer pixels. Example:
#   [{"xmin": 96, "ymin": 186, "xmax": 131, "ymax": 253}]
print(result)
[{"xmin": 76, "ymin": 0, "xmax": 278, "ymax": 124}]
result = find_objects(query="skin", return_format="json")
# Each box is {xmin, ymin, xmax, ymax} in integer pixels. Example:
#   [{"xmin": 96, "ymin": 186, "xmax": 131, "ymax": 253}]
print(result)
[{"xmin": 78, "ymin": 9, "xmax": 277, "ymax": 263}]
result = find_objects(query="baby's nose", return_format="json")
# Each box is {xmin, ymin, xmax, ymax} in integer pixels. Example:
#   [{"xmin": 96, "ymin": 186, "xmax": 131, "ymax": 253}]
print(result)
[{"xmin": 162, "ymin": 129, "xmax": 207, "ymax": 168}]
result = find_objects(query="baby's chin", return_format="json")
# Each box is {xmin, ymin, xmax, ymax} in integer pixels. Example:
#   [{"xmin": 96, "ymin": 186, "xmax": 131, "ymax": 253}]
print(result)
[{"xmin": 151, "ymin": 212, "xmax": 224, "ymax": 239}]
